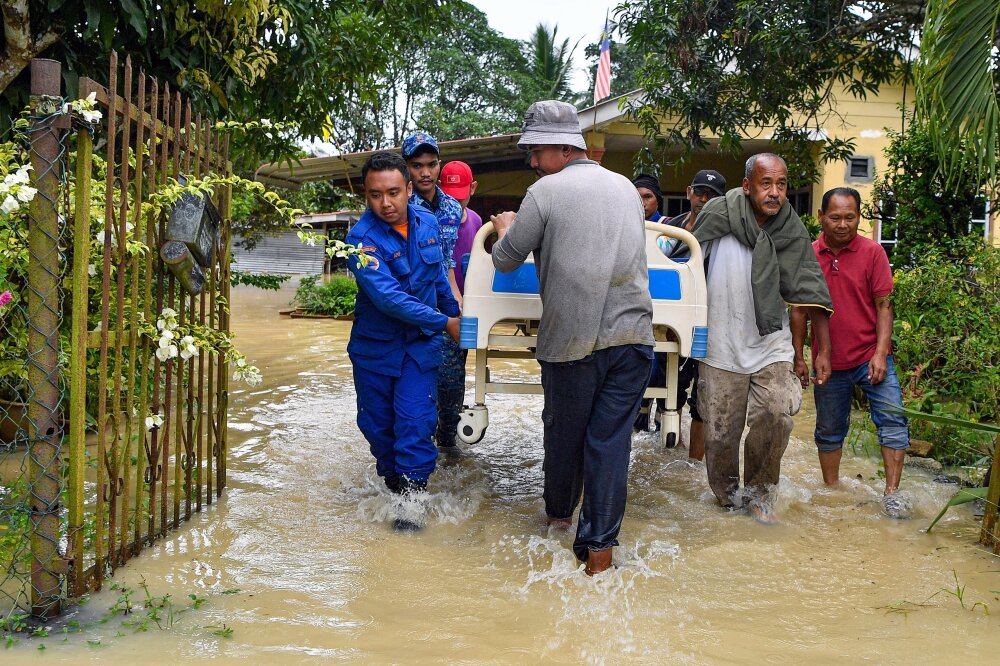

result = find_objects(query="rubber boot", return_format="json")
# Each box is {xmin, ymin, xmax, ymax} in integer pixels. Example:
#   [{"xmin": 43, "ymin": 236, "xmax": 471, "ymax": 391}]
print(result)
[
  {"xmin": 392, "ymin": 477, "xmax": 428, "ymax": 532},
  {"xmin": 384, "ymin": 474, "xmax": 403, "ymax": 494},
  {"xmin": 585, "ymin": 548, "xmax": 613, "ymax": 576}
]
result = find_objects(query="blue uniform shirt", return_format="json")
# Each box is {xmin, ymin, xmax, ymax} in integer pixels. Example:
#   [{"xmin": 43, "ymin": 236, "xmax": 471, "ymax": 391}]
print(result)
[
  {"xmin": 346, "ymin": 204, "xmax": 460, "ymax": 377},
  {"xmin": 410, "ymin": 186, "xmax": 461, "ymax": 270}
]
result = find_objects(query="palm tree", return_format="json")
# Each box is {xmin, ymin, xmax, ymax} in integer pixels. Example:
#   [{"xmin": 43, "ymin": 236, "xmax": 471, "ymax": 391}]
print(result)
[
  {"xmin": 916, "ymin": 0, "xmax": 1000, "ymax": 188},
  {"xmin": 527, "ymin": 23, "xmax": 580, "ymax": 101}
]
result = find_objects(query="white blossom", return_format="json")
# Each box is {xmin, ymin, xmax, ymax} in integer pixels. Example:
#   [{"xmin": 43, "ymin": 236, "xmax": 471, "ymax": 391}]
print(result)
[
  {"xmin": 145, "ymin": 412, "xmax": 164, "ymax": 431},
  {"xmin": 155, "ymin": 344, "xmax": 178, "ymax": 362},
  {"xmin": 88, "ymin": 264, "xmax": 97, "ymax": 277},
  {"xmin": 15, "ymin": 185, "xmax": 36, "ymax": 203},
  {"xmin": 8, "ymin": 166, "xmax": 30, "ymax": 185},
  {"xmin": 179, "ymin": 335, "xmax": 199, "ymax": 360},
  {"xmin": 1, "ymin": 195, "xmax": 19, "ymax": 214}
]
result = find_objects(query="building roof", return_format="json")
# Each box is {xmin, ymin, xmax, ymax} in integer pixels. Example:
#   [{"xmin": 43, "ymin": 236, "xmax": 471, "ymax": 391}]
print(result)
[
  {"xmin": 255, "ymin": 94, "xmax": 642, "ymax": 189},
  {"xmin": 257, "ymin": 133, "xmax": 526, "ymax": 190}
]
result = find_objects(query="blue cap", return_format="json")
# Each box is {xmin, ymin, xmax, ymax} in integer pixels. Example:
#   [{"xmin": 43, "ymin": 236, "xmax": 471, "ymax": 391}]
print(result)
[{"xmin": 401, "ymin": 131, "xmax": 439, "ymax": 158}]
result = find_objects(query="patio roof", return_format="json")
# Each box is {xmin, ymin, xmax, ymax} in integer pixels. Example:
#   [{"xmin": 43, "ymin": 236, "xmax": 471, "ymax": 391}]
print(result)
[
  {"xmin": 256, "ymin": 133, "xmax": 527, "ymax": 190},
  {"xmin": 255, "ymin": 94, "xmax": 639, "ymax": 189}
]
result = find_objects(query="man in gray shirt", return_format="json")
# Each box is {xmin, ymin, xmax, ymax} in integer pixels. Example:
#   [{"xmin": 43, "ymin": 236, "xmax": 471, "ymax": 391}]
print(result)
[{"xmin": 491, "ymin": 99, "xmax": 654, "ymax": 575}]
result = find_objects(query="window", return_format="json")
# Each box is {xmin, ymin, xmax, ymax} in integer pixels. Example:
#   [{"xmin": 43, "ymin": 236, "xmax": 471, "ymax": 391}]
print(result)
[
  {"xmin": 663, "ymin": 194, "xmax": 689, "ymax": 219},
  {"xmin": 845, "ymin": 155, "xmax": 874, "ymax": 183},
  {"xmin": 874, "ymin": 194, "xmax": 898, "ymax": 255},
  {"xmin": 788, "ymin": 188, "xmax": 811, "ymax": 217},
  {"xmin": 969, "ymin": 196, "xmax": 991, "ymax": 240}
]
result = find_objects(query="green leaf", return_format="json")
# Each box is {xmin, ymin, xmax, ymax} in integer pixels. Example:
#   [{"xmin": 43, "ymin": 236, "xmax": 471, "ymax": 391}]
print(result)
[
  {"xmin": 925, "ymin": 486, "xmax": 989, "ymax": 533},
  {"xmin": 879, "ymin": 400, "xmax": 1000, "ymax": 435},
  {"xmin": 119, "ymin": 0, "xmax": 149, "ymax": 41}
]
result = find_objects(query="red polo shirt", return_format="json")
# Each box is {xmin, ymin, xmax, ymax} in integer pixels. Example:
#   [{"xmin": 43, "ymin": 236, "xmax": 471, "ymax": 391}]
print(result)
[{"xmin": 812, "ymin": 233, "xmax": 894, "ymax": 370}]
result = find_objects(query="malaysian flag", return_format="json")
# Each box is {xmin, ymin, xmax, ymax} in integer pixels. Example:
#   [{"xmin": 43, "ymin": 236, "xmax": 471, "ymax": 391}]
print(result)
[{"xmin": 593, "ymin": 21, "xmax": 612, "ymax": 103}]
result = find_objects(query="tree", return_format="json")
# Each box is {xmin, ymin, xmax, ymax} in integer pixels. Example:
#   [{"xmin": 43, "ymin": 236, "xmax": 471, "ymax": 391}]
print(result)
[
  {"xmin": 916, "ymin": 0, "xmax": 1000, "ymax": 189},
  {"xmin": 0, "ymin": 1, "xmax": 457, "ymax": 167},
  {"xmin": 327, "ymin": 3, "xmax": 549, "ymax": 150},
  {"xmin": 526, "ymin": 23, "xmax": 579, "ymax": 102},
  {"xmin": 615, "ymin": 0, "xmax": 922, "ymax": 184},
  {"xmin": 869, "ymin": 116, "xmax": 988, "ymax": 266}
]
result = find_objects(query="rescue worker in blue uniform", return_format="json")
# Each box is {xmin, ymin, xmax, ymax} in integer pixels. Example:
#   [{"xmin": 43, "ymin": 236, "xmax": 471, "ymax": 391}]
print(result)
[
  {"xmin": 346, "ymin": 151, "xmax": 461, "ymax": 506},
  {"xmin": 401, "ymin": 132, "xmax": 466, "ymax": 455}
]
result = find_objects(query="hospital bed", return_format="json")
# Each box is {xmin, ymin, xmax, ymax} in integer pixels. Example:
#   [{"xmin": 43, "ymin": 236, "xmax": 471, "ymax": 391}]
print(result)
[{"xmin": 457, "ymin": 221, "xmax": 707, "ymax": 449}]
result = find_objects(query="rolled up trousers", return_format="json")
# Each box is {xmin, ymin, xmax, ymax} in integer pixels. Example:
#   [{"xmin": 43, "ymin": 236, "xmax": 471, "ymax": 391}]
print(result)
[
  {"xmin": 698, "ymin": 360, "xmax": 802, "ymax": 506},
  {"xmin": 539, "ymin": 344, "xmax": 653, "ymax": 561}
]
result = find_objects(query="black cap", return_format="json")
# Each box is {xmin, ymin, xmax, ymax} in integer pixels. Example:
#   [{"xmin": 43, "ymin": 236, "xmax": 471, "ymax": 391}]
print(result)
[
  {"xmin": 632, "ymin": 174, "xmax": 663, "ymax": 208},
  {"xmin": 691, "ymin": 169, "xmax": 726, "ymax": 195}
]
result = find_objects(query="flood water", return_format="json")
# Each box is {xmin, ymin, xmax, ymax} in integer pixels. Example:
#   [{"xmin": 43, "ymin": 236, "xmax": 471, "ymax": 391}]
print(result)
[{"xmin": 9, "ymin": 282, "xmax": 998, "ymax": 664}]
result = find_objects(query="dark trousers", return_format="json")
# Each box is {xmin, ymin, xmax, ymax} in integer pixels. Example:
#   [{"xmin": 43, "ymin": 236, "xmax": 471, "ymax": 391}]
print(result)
[
  {"xmin": 436, "ymin": 334, "xmax": 467, "ymax": 446},
  {"xmin": 539, "ymin": 344, "xmax": 653, "ymax": 561}
]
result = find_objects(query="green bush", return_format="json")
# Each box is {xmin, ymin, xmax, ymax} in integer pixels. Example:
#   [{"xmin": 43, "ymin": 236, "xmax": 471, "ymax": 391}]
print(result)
[
  {"xmin": 292, "ymin": 275, "xmax": 358, "ymax": 316},
  {"xmin": 892, "ymin": 238, "xmax": 1000, "ymax": 464}
]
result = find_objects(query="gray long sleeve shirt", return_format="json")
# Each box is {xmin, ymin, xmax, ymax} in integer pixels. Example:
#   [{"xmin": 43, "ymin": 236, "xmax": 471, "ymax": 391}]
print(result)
[{"xmin": 492, "ymin": 159, "xmax": 654, "ymax": 362}]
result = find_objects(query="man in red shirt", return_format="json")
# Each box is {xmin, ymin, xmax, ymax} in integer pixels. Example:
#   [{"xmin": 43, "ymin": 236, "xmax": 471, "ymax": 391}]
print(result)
[{"xmin": 791, "ymin": 187, "xmax": 910, "ymax": 518}]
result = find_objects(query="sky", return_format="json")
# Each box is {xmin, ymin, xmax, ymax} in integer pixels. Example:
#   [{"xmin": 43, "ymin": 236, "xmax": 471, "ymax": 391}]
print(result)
[{"xmin": 466, "ymin": 0, "xmax": 614, "ymax": 92}]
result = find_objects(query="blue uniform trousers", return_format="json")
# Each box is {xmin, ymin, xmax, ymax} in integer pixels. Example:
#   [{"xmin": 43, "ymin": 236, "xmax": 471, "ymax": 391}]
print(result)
[
  {"xmin": 353, "ymin": 354, "xmax": 438, "ymax": 483},
  {"xmin": 539, "ymin": 344, "xmax": 653, "ymax": 561},
  {"xmin": 436, "ymin": 334, "xmax": 467, "ymax": 445}
]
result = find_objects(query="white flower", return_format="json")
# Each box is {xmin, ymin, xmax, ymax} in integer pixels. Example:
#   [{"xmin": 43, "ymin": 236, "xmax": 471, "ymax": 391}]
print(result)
[
  {"xmin": 9, "ymin": 166, "xmax": 30, "ymax": 185},
  {"xmin": 88, "ymin": 264, "xmax": 96, "ymax": 277},
  {"xmin": 96, "ymin": 229, "xmax": 111, "ymax": 245},
  {"xmin": 235, "ymin": 358, "xmax": 246, "ymax": 368},
  {"xmin": 155, "ymin": 344, "xmax": 178, "ymax": 362},
  {"xmin": 145, "ymin": 412, "xmax": 163, "ymax": 431},
  {"xmin": 1, "ymin": 195, "xmax": 19, "ymax": 214},
  {"xmin": 261, "ymin": 119, "xmax": 272, "ymax": 127},
  {"xmin": 158, "ymin": 330, "xmax": 175, "ymax": 345},
  {"xmin": 86, "ymin": 91, "xmax": 97, "ymax": 104},
  {"xmin": 179, "ymin": 336, "xmax": 199, "ymax": 360},
  {"xmin": 161, "ymin": 307, "xmax": 177, "ymax": 318},
  {"xmin": 15, "ymin": 185, "xmax": 36, "ymax": 203}
]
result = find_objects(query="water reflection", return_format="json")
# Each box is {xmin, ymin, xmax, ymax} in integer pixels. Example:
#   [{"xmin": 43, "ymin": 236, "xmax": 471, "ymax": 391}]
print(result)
[{"xmin": 12, "ymin": 282, "xmax": 997, "ymax": 665}]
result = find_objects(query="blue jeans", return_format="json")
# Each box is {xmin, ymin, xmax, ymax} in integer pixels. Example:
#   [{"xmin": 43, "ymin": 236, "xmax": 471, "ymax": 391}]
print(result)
[
  {"xmin": 813, "ymin": 356, "xmax": 909, "ymax": 452},
  {"xmin": 539, "ymin": 344, "xmax": 653, "ymax": 561}
]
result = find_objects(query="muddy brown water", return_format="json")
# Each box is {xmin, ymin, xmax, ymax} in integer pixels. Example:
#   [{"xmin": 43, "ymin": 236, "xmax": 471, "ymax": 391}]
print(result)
[{"xmin": 8, "ymin": 282, "xmax": 998, "ymax": 664}]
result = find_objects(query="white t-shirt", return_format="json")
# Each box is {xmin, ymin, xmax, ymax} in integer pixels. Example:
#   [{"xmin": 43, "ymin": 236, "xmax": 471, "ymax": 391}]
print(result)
[{"xmin": 703, "ymin": 234, "xmax": 793, "ymax": 373}]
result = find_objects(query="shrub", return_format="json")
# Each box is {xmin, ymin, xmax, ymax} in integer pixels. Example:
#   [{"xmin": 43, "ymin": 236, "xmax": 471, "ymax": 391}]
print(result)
[
  {"xmin": 292, "ymin": 275, "xmax": 357, "ymax": 316},
  {"xmin": 892, "ymin": 238, "xmax": 1000, "ymax": 465}
]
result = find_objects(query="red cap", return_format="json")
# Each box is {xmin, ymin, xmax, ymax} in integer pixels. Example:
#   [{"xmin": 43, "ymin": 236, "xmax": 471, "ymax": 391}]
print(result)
[{"xmin": 440, "ymin": 161, "xmax": 473, "ymax": 200}]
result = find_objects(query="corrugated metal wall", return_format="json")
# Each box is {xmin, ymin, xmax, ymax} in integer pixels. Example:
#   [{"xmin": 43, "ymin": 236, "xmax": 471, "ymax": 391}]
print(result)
[{"xmin": 232, "ymin": 231, "xmax": 325, "ymax": 274}]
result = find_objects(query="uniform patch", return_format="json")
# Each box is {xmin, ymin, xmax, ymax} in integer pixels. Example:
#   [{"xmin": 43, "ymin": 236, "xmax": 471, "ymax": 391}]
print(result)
[
  {"xmin": 366, "ymin": 257, "xmax": 380, "ymax": 270},
  {"xmin": 361, "ymin": 245, "xmax": 377, "ymax": 253},
  {"xmin": 391, "ymin": 251, "xmax": 402, "ymax": 259}
]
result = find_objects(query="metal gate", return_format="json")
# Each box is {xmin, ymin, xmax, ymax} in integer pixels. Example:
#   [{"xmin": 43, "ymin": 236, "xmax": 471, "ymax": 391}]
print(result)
[{"xmin": 1, "ymin": 53, "xmax": 232, "ymax": 621}]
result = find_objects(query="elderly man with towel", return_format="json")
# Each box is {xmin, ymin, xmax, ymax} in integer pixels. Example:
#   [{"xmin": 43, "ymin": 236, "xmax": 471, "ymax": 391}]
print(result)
[{"xmin": 693, "ymin": 153, "xmax": 832, "ymax": 524}]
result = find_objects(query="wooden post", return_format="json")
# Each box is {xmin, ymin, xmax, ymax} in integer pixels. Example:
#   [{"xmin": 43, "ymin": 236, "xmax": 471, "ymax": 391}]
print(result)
[
  {"xmin": 68, "ymin": 115, "xmax": 93, "ymax": 597},
  {"xmin": 980, "ymin": 433, "xmax": 1000, "ymax": 553},
  {"xmin": 26, "ymin": 58, "xmax": 65, "ymax": 619}
]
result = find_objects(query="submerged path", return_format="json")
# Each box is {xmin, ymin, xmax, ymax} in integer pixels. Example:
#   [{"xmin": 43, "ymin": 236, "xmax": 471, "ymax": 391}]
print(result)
[{"xmin": 14, "ymin": 283, "xmax": 999, "ymax": 664}]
